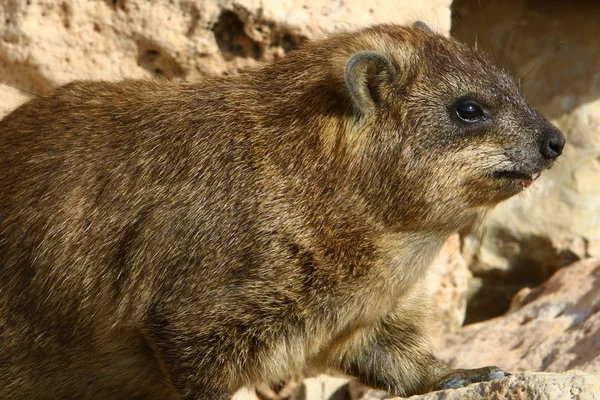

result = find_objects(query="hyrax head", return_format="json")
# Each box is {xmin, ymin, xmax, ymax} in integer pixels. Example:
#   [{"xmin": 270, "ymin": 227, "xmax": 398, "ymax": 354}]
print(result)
[{"xmin": 335, "ymin": 23, "xmax": 565, "ymax": 229}]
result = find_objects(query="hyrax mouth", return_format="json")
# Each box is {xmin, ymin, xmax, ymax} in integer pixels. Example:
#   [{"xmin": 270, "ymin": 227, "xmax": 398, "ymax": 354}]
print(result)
[
  {"xmin": 492, "ymin": 170, "xmax": 540, "ymax": 181},
  {"xmin": 491, "ymin": 169, "xmax": 542, "ymax": 189}
]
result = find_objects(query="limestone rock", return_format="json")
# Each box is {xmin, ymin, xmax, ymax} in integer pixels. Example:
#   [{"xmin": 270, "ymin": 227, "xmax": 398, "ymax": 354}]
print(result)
[
  {"xmin": 427, "ymin": 233, "xmax": 472, "ymax": 337},
  {"xmin": 232, "ymin": 375, "xmax": 352, "ymax": 400},
  {"xmin": 0, "ymin": 0, "xmax": 451, "ymax": 119},
  {"xmin": 286, "ymin": 372, "xmax": 600, "ymax": 400},
  {"xmin": 386, "ymin": 371, "xmax": 600, "ymax": 400},
  {"xmin": 451, "ymin": 0, "xmax": 600, "ymax": 284},
  {"xmin": 233, "ymin": 388, "xmax": 259, "ymax": 400},
  {"xmin": 437, "ymin": 258, "xmax": 600, "ymax": 374},
  {"xmin": 0, "ymin": 83, "xmax": 29, "ymax": 119}
]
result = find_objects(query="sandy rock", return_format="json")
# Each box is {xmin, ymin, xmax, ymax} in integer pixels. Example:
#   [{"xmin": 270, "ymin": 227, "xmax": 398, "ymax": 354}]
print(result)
[
  {"xmin": 383, "ymin": 371, "xmax": 600, "ymax": 400},
  {"xmin": 0, "ymin": 0, "xmax": 451, "ymax": 119},
  {"xmin": 437, "ymin": 258, "xmax": 600, "ymax": 374},
  {"xmin": 452, "ymin": 0, "xmax": 600, "ymax": 282},
  {"xmin": 233, "ymin": 388, "xmax": 259, "ymax": 400},
  {"xmin": 233, "ymin": 375, "xmax": 352, "ymax": 400},
  {"xmin": 427, "ymin": 233, "xmax": 472, "ymax": 337},
  {"xmin": 252, "ymin": 371, "xmax": 600, "ymax": 400},
  {"xmin": 0, "ymin": 83, "xmax": 30, "ymax": 118}
]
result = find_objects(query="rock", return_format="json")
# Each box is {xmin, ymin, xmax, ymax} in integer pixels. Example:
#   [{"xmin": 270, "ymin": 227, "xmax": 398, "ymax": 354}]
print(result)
[
  {"xmin": 451, "ymin": 0, "xmax": 600, "ymax": 292},
  {"xmin": 232, "ymin": 375, "xmax": 353, "ymax": 400},
  {"xmin": 0, "ymin": 84, "xmax": 30, "ymax": 119},
  {"xmin": 245, "ymin": 371, "xmax": 600, "ymax": 400},
  {"xmin": 295, "ymin": 376, "xmax": 352, "ymax": 400},
  {"xmin": 0, "ymin": 0, "xmax": 451, "ymax": 119},
  {"xmin": 436, "ymin": 258, "xmax": 600, "ymax": 374},
  {"xmin": 233, "ymin": 388, "xmax": 259, "ymax": 400},
  {"xmin": 387, "ymin": 371, "xmax": 600, "ymax": 400},
  {"xmin": 427, "ymin": 234, "xmax": 472, "ymax": 337}
]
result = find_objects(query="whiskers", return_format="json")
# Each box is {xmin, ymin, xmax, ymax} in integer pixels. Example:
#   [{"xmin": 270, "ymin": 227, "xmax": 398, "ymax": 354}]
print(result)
[{"xmin": 470, "ymin": 148, "xmax": 513, "ymax": 173}]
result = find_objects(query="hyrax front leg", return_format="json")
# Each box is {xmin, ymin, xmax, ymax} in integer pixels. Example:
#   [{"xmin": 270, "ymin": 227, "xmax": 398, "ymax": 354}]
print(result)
[
  {"xmin": 331, "ymin": 309, "xmax": 504, "ymax": 396},
  {"xmin": 143, "ymin": 310, "xmax": 233, "ymax": 400}
]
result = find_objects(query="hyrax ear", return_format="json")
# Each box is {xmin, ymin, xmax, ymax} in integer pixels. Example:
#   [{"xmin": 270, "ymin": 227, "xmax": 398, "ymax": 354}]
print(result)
[
  {"xmin": 413, "ymin": 21, "xmax": 434, "ymax": 33},
  {"xmin": 344, "ymin": 51, "xmax": 396, "ymax": 113}
]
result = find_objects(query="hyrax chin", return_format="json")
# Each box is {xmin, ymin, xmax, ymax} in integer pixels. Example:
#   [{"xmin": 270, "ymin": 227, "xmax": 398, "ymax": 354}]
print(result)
[{"xmin": 0, "ymin": 22, "xmax": 564, "ymax": 399}]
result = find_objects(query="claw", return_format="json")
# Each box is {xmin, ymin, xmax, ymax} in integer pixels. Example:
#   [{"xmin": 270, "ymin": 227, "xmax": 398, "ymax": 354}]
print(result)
[{"xmin": 437, "ymin": 366, "xmax": 506, "ymax": 391}]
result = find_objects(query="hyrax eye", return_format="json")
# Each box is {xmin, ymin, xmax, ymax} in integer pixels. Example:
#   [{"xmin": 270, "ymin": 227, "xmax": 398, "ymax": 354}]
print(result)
[{"xmin": 454, "ymin": 100, "xmax": 485, "ymax": 123}]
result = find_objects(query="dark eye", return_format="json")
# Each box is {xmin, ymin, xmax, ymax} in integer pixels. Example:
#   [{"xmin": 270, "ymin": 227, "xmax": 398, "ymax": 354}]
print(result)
[{"xmin": 455, "ymin": 100, "xmax": 485, "ymax": 123}]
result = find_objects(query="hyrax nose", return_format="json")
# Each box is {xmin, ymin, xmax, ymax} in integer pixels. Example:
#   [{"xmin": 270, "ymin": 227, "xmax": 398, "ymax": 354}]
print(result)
[{"xmin": 540, "ymin": 126, "xmax": 565, "ymax": 160}]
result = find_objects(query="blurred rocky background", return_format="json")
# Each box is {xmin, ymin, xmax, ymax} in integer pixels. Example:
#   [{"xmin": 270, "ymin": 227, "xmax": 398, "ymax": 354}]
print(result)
[{"xmin": 1, "ymin": 0, "xmax": 599, "ymax": 399}]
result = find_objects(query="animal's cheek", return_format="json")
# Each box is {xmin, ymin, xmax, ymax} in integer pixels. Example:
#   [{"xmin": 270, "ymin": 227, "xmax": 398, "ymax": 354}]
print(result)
[{"xmin": 429, "ymin": 148, "xmax": 502, "ymax": 188}]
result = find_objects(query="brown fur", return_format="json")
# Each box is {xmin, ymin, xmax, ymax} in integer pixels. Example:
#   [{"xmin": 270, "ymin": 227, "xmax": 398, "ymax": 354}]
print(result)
[{"xmin": 0, "ymin": 23, "xmax": 563, "ymax": 399}]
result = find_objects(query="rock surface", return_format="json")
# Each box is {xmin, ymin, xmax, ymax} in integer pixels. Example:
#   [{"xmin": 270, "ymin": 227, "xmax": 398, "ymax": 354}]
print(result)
[
  {"xmin": 0, "ymin": 0, "xmax": 451, "ymax": 119},
  {"xmin": 396, "ymin": 371, "xmax": 600, "ymax": 400},
  {"xmin": 427, "ymin": 233, "xmax": 472, "ymax": 337},
  {"xmin": 452, "ymin": 0, "xmax": 600, "ymax": 305},
  {"xmin": 437, "ymin": 258, "xmax": 600, "ymax": 374},
  {"xmin": 238, "ymin": 371, "xmax": 600, "ymax": 400}
]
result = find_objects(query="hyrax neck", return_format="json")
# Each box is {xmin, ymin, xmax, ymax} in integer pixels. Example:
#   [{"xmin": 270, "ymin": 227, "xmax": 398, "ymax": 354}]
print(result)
[
  {"xmin": 246, "ymin": 52, "xmax": 482, "ymax": 292},
  {"xmin": 375, "ymin": 230, "xmax": 448, "ymax": 292}
]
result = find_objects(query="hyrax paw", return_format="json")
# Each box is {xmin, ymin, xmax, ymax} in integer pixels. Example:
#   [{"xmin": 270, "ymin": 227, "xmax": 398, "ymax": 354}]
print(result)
[{"xmin": 436, "ymin": 366, "xmax": 505, "ymax": 390}]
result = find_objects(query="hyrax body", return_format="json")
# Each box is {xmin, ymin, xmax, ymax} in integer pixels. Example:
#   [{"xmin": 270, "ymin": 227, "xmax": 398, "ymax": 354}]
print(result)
[{"xmin": 0, "ymin": 23, "xmax": 564, "ymax": 399}]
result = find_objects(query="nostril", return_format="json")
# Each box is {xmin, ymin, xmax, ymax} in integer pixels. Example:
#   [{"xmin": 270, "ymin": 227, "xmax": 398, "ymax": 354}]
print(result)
[
  {"xmin": 549, "ymin": 137, "xmax": 564, "ymax": 155},
  {"xmin": 542, "ymin": 135, "xmax": 565, "ymax": 159}
]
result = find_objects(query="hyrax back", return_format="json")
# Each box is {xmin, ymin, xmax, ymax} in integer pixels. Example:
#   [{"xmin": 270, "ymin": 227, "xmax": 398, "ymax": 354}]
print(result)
[{"xmin": 0, "ymin": 23, "xmax": 563, "ymax": 399}]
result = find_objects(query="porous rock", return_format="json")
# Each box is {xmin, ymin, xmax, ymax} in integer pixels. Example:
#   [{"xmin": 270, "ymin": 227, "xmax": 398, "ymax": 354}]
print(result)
[
  {"xmin": 452, "ymin": 0, "xmax": 600, "ymax": 290},
  {"xmin": 0, "ymin": 0, "xmax": 451, "ymax": 118},
  {"xmin": 437, "ymin": 258, "xmax": 600, "ymax": 374},
  {"xmin": 427, "ymin": 233, "xmax": 471, "ymax": 338},
  {"xmin": 391, "ymin": 371, "xmax": 600, "ymax": 400},
  {"xmin": 266, "ymin": 372, "xmax": 600, "ymax": 400}
]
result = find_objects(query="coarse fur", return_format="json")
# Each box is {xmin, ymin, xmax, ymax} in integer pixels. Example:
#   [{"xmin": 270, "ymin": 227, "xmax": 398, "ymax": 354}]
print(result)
[{"xmin": 0, "ymin": 23, "xmax": 563, "ymax": 399}]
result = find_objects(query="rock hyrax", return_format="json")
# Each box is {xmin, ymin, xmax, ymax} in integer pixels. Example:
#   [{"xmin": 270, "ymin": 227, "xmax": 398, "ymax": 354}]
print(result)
[{"xmin": 0, "ymin": 22, "xmax": 565, "ymax": 399}]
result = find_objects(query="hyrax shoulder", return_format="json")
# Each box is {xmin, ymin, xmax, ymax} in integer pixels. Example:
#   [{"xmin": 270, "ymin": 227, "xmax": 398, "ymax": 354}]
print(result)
[{"xmin": 0, "ymin": 23, "xmax": 563, "ymax": 399}]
